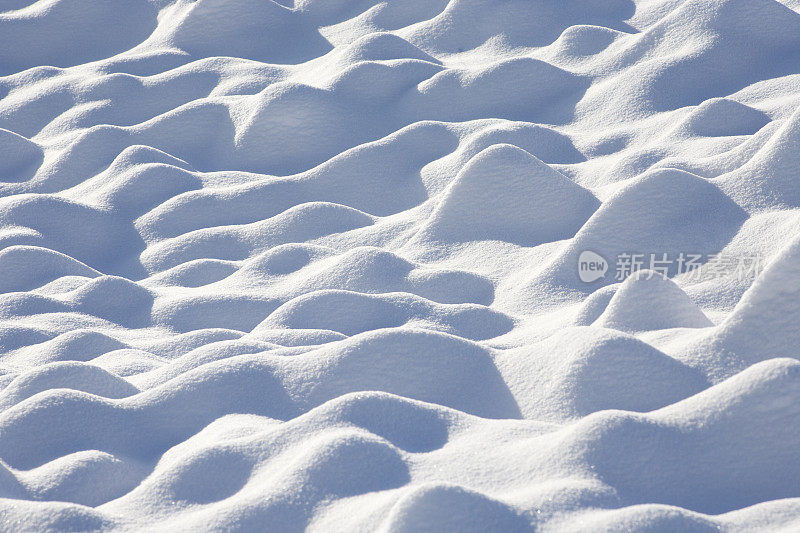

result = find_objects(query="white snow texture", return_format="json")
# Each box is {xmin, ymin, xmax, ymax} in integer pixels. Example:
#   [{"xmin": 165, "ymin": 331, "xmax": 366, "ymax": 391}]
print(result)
[{"xmin": 1, "ymin": 0, "xmax": 800, "ymax": 531}]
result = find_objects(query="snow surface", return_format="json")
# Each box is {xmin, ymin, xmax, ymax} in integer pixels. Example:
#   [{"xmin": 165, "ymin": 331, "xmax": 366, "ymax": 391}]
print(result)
[{"xmin": 1, "ymin": 0, "xmax": 800, "ymax": 531}]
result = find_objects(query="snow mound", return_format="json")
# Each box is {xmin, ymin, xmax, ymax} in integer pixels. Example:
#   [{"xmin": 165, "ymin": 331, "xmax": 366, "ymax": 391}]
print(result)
[
  {"xmin": 259, "ymin": 289, "xmax": 513, "ymax": 340},
  {"xmin": 576, "ymin": 358, "xmax": 800, "ymax": 514},
  {"xmin": 0, "ymin": 128, "xmax": 43, "ymax": 183},
  {"xmin": 595, "ymin": 270, "xmax": 713, "ymax": 332},
  {"xmin": 674, "ymin": 97, "xmax": 771, "ymax": 138},
  {"xmin": 691, "ymin": 234, "xmax": 800, "ymax": 370},
  {"xmin": 382, "ymin": 483, "xmax": 530, "ymax": 532},
  {"xmin": 418, "ymin": 144, "xmax": 599, "ymax": 245},
  {"xmin": 498, "ymin": 327, "xmax": 707, "ymax": 421},
  {"xmin": 534, "ymin": 168, "xmax": 748, "ymax": 290},
  {"xmin": 717, "ymin": 104, "xmax": 800, "ymax": 210}
]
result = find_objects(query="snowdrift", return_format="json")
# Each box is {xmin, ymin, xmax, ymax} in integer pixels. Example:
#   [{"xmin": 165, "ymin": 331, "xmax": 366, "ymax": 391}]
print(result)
[{"xmin": 1, "ymin": 0, "xmax": 800, "ymax": 531}]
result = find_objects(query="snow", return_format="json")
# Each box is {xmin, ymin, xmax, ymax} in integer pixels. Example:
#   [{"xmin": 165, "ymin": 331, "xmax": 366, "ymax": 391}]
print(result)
[{"xmin": 1, "ymin": 0, "xmax": 800, "ymax": 531}]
